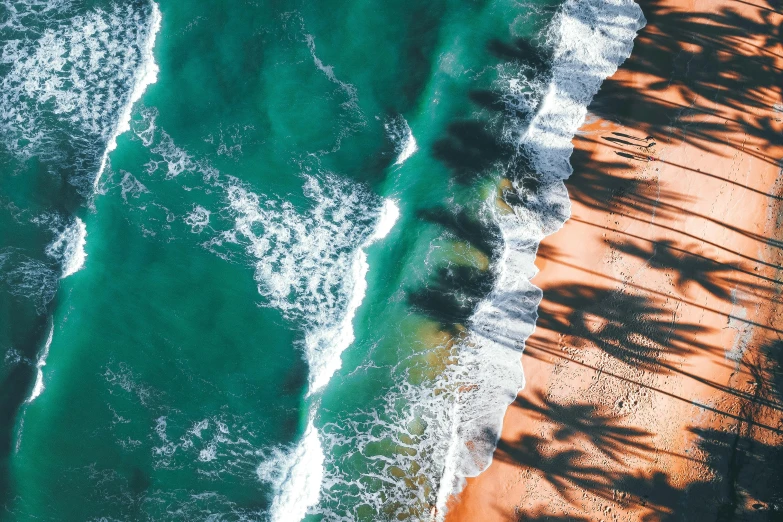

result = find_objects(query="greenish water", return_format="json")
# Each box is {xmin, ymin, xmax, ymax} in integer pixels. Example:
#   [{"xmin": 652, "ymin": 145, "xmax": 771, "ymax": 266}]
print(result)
[{"xmin": 0, "ymin": 0, "xmax": 644, "ymax": 520}]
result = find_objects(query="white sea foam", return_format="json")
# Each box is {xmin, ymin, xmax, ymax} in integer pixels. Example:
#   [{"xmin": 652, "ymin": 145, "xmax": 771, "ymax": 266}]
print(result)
[
  {"xmin": 430, "ymin": 0, "xmax": 647, "ymax": 515},
  {"xmin": 0, "ymin": 249, "xmax": 58, "ymax": 311},
  {"xmin": 45, "ymin": 216, "xmax": 87, "ymax": 278},
  {"xmin": 385, "ymin": 116, "xmax": 419, "ymax": 166},
  {"xmin": 149, "ymin": 131, "xmax": 199, "ymax": 179},
  {"xmin": 0, "ymin": 3, "xmax": 161, "ymax": 181},
  {"xmin": 147, "ymin": 410, "xmax": 261, "ymax": 474},
  {"xmin": 94, "ymin": 2, "xmax": 162, "ymax": 187},
  {"xmin": 27, "ymin": 322, "xmax": 54, "ymax": 403},
  {"xmin": 305, "ymin": 198, "xmax": 399, "ymax": 394},
  {"xmin": 257, "ymin": 419, "xmax": 325, "ymax": 522},
  {"xmin": 0, "ymin": 0, "xmax": 72, "ymax": 32},
  {"xmin": 185, "ymin": 205, "xmax": 211, "ymax": 233},
  {"xmin": 223, "ymin": 176, "xmax": 398, "ymax": 395}
]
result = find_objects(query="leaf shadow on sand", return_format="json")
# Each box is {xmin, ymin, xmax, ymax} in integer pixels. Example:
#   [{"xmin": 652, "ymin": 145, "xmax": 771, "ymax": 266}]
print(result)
[{"xmin": 463, "ymin": 0, "xmax": 783, "ymax": 519}]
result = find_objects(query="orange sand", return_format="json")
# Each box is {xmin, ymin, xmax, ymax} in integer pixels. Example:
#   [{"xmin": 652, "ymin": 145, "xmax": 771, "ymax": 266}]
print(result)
[{"xmin": 448, "ymin": 0, "xmax": 783, "ymax": 519}]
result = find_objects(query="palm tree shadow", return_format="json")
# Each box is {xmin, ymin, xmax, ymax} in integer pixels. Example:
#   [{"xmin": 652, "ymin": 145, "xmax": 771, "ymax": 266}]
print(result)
[
  {"xmin": 417, "ymin": 207, "xmax": 501, "ymax": 264},
  {"xmin": 534, "ymin": 284, "xmax": 713, "ymax": 372},
  {"xmin": 609, "ymin": 238, "xmax": 768, "ymax": 301},
  {"xmin": 515, "ymin": 390, "xmax": 654, "ymax": 463},
  {"xmin": 491, "ymin": 391, "xmax": 691, "ymax": 519},
  {"xmin": 590, "ymin": 0, "xmax": 783, "ymax": 167},
  {"xmin": 407, "ymin": 265, "xmax": 495, "ymax": 333},
  {"xmin": 432, "ymin": 121, "xmax": 514, "ymax": 185},
  {"xmin": 567, "ymin": 145, "xmax": 691, "ymax": 219}
]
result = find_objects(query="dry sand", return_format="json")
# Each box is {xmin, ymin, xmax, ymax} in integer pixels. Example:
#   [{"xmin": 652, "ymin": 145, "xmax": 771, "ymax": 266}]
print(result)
[{"xmin": 447, "ymin": 0, "xmax": 783, "ymax": 520}]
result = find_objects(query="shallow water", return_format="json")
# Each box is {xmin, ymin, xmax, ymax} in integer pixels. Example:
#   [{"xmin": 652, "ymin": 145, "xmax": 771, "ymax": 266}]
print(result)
[{"xmin": 0, "ymin": 0, "xmax": 643, "ymax": 520}]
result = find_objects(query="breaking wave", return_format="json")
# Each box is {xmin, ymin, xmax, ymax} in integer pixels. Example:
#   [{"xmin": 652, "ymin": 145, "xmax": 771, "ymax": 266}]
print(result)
[
  {"xmin": 257, "ymin": 419, "xmax": 325, "ymax": 522},
  {"xmin": 0, "ymin": 1, "xmax": 161, "ymax": 192},
  {"xmin": 386, "ymin": 116, "xmax": 419, "ymax": 166},
  {"xmin": 27, "ymin": 322, "xmax": 54, "ymax": 403},
  {"xmin": 94, "ymin": 1, "xmax": 161, "ymax": 187},
  {"xmin": 125, "ymin": 112, "xmax": 402, "ymax": 519},
  {"xmin": 45, "ymin": 216, "xmax": 87, "ymax": 278},
  {"xmin": 223, "ymin": 178, "xmax": 398, "ymax": 395}
]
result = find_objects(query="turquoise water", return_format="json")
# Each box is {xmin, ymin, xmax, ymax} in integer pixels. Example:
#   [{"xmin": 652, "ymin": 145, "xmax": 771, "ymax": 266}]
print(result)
[{"xmin": 0, "ymin": 0, "xmax": 644, "ymax": 520}]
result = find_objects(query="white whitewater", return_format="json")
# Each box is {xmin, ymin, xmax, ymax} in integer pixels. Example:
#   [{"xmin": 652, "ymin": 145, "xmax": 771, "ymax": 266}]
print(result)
[
  {"xmin": 26, "ymin": 322, "xmax": 54, "ymax": 403},
  {"xmin": 386, "ymin": 116, "xmax": 419, "ymax": 166},
  {"xmin": 433, "ymin": 0, "xmax": 647, "ymax": 517},
  {"xmin": 45, "ymin": 217, "xmax": 87, "ymax": 279},
  {"xmin": 395, "ymin": 132, "xmax": 418, "ymax": 166},
  {"xmin": 225, "ymin": 177, "xmax": 399, "ymax": 396},
  {"xmin": 94, "ymin": 2, "xmax": 162, "ymax": 188},
  {"xmin": 394, "ymin": 123, "xmax": 418, "ymax": 165},
  {"xmin": 306, "ymin": 198, "xmax": 400, "ymax": 395},
  {"xmin": 260, "ymin": 197, "xmax": 399, "ymax": 522},
  {"xmin": 257, "ymin": 419, "xmax": 325, "ymax": 522}
]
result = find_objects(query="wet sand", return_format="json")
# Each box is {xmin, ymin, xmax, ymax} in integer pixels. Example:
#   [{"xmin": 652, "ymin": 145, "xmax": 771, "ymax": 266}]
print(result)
[{"xmin": 448, "ymin": 0, "xmax": 783, "ymax": 519}]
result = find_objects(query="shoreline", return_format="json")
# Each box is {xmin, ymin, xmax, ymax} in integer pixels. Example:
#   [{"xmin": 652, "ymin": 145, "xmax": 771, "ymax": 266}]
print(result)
[
  {"xmin": 447, "ymin": 0, "xmax": 783, "ymax": 519},
  {"xmin": 435, "ymin": 0, "xmax": 646, "ymax": 513}
]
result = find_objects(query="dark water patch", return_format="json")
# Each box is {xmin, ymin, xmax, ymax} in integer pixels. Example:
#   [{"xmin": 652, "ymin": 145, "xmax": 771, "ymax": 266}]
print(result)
[
  {"xmin": 432, "ymin": 120, "xmax": 513, "ymax": 185},
  {"xmin": 408, "ymin": 265, "xmax": 495, "ymax": 332},
  {"xmin": 417, "ymin": 207, "xmax": 501, "ymax": 264},
  {"xmin": 0, "ymin": 310, "xmax": 51, "ymax": 505},
  {"xmin": 487, "ymin": 36, "xmax": 553, "ymax": 73}
]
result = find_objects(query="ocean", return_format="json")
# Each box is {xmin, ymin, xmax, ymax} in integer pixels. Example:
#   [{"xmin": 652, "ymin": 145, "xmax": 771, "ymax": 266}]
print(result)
[{"xmin": 0, "ymin": 0, "xmax": 644, "ymax": 520}]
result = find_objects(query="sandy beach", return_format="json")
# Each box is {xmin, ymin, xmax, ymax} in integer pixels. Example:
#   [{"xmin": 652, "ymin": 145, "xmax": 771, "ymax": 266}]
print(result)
[{"xmin": 448, "ymin": 0, "xmax": 783, "ymax": 519}]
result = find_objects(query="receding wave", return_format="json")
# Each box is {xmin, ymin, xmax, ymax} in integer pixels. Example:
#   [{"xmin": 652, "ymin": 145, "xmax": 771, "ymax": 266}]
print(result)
[{"xmin": 435, "ymin": 0, "xmax": 648, "ymax": 513}]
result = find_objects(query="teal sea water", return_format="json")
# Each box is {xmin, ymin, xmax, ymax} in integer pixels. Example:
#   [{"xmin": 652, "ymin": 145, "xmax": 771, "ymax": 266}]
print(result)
[{"xmin": 0, "ymin": 0, "xmax": 644, "ymax": 520}]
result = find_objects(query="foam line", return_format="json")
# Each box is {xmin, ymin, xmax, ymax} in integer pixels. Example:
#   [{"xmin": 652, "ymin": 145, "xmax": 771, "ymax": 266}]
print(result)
[
  {"xmin": 94, "ymin": 2, "xmax": 162, "ymax": 188},
  {"xmin": 27, "ymin": 322, "xmax": 54, "ymax": 403},
  {"xmin": 45, "ymin": 217, "xmax": 87, "ymax": 279},
  {"xmin": 257, "ymin": 419, "xmax": 325, "ymax": 522},
  {"xmin": 433, "ymin": 0, "xmax": 647, "ymax": 517}
]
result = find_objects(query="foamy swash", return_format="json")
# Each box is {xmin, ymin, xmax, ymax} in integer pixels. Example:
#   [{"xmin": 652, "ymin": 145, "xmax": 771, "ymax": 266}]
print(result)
[{"xmin": 433, "ymin": 0, "xmax": 647, "ymax": 515}]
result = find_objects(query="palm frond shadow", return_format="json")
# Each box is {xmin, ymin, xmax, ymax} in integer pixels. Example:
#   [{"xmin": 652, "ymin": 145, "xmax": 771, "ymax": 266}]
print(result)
[{"xmin": 491, "ymin": 391, "xmax": 688, "ymax": 520}]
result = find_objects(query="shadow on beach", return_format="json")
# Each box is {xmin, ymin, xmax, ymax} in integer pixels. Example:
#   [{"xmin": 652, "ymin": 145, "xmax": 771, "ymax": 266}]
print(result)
[
  {"xmin": 488, "ymin": 340, "xmax": 783, "ymax": 521},
  {"xmin": 457, "ymin": 0, "xmax": 783, "ymax": 519}
]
